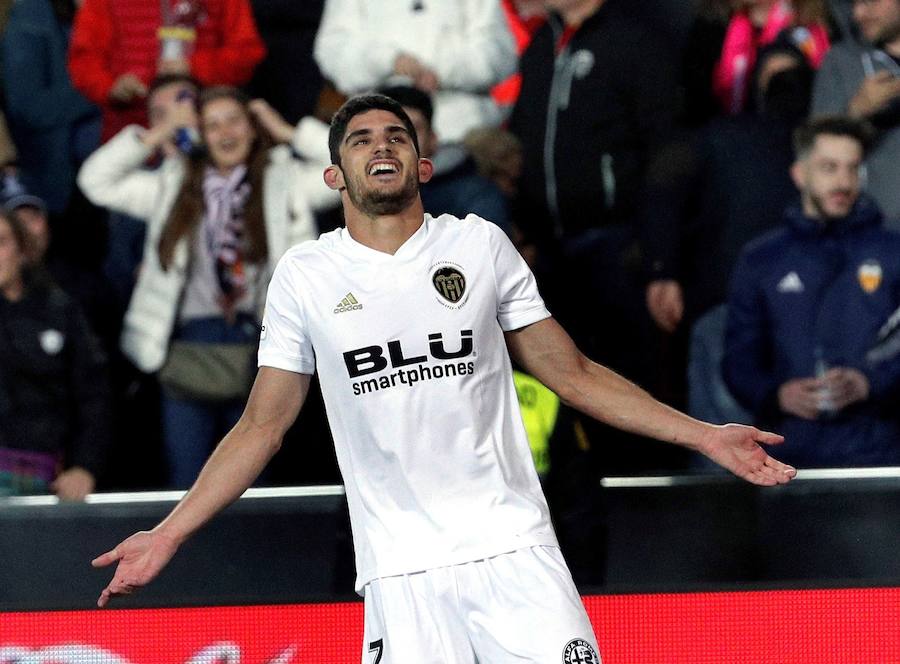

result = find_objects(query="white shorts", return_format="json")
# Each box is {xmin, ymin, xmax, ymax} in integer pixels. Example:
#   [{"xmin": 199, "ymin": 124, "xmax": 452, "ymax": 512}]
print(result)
[{"xmin": 361, "ymin": 545, "xmax": 602, "ymax": 664}]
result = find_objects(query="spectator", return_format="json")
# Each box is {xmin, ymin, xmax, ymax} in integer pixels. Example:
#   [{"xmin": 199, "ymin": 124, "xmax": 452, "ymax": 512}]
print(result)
[
  {"xmin": 812, "ymin": 0, "xmax": 900, "ymax": 227},
  {"xmin": 723, "ymin": 116, "xmax": 900, "ymax": 468},
  {"xmin": 68, "ymin": 0, "xmax": 266, "ymax": 142},
  {"xmin": 2, "ymin": 176, "xmax": 51, "ymax": 264},
  {"xmin": 103, "ymin": 74, "xmax": 202, "ymax": 312},
  {"xmin": 492, "ymin": 0, "xmax": 547, "ymax": 110},
  {"xmin": 682, "ymin": 0, "xmax": 830, "ymax": 127},
  {"xmin": 98, "ymin": 75, "xmax": 203, "ymax": 492},
  {"xmin": 0, "ymin": 172, "xmax": 120, "ymax": 351},
  {"xmin": 378, "ymin": 84, "xmax": 511, "ymax": 234},
  {"xmin": 313, "ymin": 0, "xmax": 516, "ymax": 144},
  {"xmin": 0, "ymin": 210, "xmax": 112, "ymax": 500},
  {"xmin": 641, "ymin": 38, "xmax": 815, "ymax": 427},
  {"xmin": 509, "ymin": 0, "xmax": 678, "ymax": 465},
  {"xmin": 2, "ymin": 0, "xmax": 101, "ymax": 215},
  {"xmin": 464, "ymin": 126, "xmax": 524, "ymax": 200},
  {"xmin": 78, "ymin": 86, "xmax": 336, "ymax": 487}
]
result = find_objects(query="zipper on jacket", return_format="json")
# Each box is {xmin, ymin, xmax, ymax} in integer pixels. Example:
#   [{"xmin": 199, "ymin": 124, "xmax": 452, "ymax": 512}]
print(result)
[
  {"xmin": 810, "ymin": 235, "xmax": 847, "ymax": 374},
  {"xmin": 544, "ymin": 16, "xmax": 565, "ymax": 237}
]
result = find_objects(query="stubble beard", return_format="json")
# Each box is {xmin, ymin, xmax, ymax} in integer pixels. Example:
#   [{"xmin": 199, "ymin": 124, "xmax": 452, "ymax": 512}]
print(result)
[
  {"xmin": 807, "ymin": 189, "xmax": 855, "ymax": 222},
  {"xmin": 346, "ymin": 169, "xmax": 420, "ymax": 218}
]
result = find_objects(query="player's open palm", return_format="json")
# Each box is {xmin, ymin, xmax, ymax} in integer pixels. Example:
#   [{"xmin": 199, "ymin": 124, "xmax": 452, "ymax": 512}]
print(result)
[
  {"xmin": 700, "ymin": 423, "xmax": 796, "ymax": 486},
  {"xmin": 92, "ymin": 530, "xmax": 180, "ymax": 607}
]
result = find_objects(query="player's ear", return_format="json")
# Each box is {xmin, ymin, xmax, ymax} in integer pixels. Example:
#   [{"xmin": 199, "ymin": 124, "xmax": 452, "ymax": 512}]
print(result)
[
  {"xmin": 417, "ymin": 158, "xmax": 434, "ymax": 184},
  {"xmin": 324, "ymin": 165, "xmax": 345, "ymax": 191}
]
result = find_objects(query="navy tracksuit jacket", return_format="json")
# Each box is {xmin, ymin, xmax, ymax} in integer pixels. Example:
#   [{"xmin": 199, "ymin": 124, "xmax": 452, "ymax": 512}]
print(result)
[{"xmin": 724, "ymin": 198, "xmax": 900, "ymax": 467}]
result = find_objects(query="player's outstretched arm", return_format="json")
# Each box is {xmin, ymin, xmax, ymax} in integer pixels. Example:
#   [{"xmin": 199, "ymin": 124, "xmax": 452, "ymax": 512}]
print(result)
[
  {"xmin": 505, "ymin": 318, "xmax": 796, "ymax": 486},
  {"xmin": 91, "ymin": 368, "xmax": 311, "ymax": 607}
]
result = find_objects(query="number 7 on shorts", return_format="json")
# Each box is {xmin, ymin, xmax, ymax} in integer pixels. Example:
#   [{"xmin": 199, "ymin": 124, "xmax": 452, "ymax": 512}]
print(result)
[{"xmin": 368, "ymin": 639, "xmax": 384, "ymax": 664}]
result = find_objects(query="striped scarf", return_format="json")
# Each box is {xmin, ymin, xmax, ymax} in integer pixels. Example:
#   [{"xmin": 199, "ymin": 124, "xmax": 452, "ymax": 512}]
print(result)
[{"xmin": 202, "ymin": 165, "xmax": 251, "ymax": 314}]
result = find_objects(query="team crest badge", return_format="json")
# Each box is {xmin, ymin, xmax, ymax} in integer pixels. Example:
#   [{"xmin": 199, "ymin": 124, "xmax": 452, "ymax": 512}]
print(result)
[
  {"xmin": 563, "ymin": 638, "xmax": 600, "ymax": 664},
  {"xmin": 431, "ymin": 262, "xmax": 468, "ymax": 308},
  {"xmin": 858, "ymin": 260, "xmax": 883, "ymax": 294}
]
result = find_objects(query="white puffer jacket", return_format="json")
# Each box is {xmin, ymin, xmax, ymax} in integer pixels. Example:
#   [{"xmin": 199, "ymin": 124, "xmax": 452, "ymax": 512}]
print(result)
[
  {"xmin": 78, "ymin": 119, "xmax": 337, "ymax": 373},
  {"xmin": 313, "ymin": 0, "xmax": 516, "ymax": 143}
]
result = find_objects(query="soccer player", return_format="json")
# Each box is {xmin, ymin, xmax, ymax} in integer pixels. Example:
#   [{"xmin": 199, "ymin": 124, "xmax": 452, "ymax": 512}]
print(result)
[{"xmin": 92, "ymin": 94, "xmax": 796, "ymax": 663}]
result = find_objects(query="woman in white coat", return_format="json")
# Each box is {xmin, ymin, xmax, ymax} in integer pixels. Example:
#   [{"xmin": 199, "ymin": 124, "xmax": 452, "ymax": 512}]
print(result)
[{"xmin": 78, "ymin": 85, "xmax": 336, "ymax": 487}]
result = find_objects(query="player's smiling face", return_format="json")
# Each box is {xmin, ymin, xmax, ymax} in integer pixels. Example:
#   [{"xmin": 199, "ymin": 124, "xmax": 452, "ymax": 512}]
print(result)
[{"xmin": 337, "ymin": 109, "xmax": 430, "ymax": 216}]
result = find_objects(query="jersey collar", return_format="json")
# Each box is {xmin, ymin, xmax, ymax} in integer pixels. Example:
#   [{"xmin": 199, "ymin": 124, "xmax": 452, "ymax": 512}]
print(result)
[{"xmin": 340, "ymin": 214, "xmax": 432, "ymax": 262}]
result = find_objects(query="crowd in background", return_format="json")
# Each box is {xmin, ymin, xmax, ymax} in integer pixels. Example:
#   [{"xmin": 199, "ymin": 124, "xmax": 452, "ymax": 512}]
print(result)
[{"xmin": 1, "ymin": 0, "xmax": 899, "ymax": 535}]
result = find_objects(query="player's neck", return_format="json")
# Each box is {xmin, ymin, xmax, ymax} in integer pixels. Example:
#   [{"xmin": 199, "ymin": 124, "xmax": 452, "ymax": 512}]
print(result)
[{"xmin": 344, "ymin": 199, "xmax": 426, "ymax": 255}]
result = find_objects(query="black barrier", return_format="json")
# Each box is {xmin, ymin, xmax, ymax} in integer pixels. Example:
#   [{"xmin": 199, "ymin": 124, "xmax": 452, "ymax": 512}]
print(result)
[
  {"xmin": 0, "ymin": 487, "xmax": 356, "ymax": 612},
  {"xmin": 601, "ymin": 468, "xmax": 900, "ymax": 591},
  {"xmin": 1, "ymin": 470, "xmax": 899, "ymax": 612}
]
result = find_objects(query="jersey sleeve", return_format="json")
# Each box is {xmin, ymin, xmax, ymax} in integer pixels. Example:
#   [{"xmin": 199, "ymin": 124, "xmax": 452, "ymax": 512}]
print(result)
[
  {"xmin": 258, "ymin": 255, "xmax": 316, "ymax": 375},
  {"xmin": 484, "ymin": 218, "xmax": 551, "ymax": 331}
]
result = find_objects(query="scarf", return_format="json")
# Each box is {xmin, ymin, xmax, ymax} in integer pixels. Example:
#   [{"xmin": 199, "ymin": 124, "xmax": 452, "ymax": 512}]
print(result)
[
  {"xmin": 712, "ymin": 1, "xmax": 829, "ymax": 115},
  {"xmin": 202, "ymin": 165, "xmax": 251, "ymax": 314}
]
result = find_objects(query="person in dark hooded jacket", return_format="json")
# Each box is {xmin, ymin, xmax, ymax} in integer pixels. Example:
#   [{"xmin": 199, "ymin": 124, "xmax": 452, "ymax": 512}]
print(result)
[
  {"xmin": 724, "ymin": 115, "xmax": 900, "ymax": 467},
  {"xmin": 0, "ymin": 210, "xmax": 112, "ymax": 499}
]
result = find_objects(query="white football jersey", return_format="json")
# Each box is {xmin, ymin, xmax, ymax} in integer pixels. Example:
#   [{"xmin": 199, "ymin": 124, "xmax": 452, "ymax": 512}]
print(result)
[{"xmin": 259, "ymin": 214, "xmax": 558, "ymax": 591}]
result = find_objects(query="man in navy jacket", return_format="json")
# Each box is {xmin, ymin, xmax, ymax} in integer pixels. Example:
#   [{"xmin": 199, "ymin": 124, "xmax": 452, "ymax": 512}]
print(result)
[{"xmin": 724, "ymin": 115, "xmax": 900, "ymax": 468}]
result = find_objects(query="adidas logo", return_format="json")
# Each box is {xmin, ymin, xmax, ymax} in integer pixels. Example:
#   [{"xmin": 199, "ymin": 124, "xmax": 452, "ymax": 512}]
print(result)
[
  {"xmin": 334, "ymin": 292, "xmax": 363, "ymax": 314},
  {"xmin": 776, "ymin": 271, "xmax": 804, "ymax": 293}
]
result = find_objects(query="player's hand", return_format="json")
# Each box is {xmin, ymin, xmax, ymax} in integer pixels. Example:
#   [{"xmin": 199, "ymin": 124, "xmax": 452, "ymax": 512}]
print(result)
[
  {"xmin": 849, "ymin": 71, "xmax": 900, "ymax": 118},
  {"xmin": 822, "ymin": 367, "xmax": 870, "ymax": 411},
  {"xmin": 92, "ymin": 529, "xmax": 180, "ymax": 607},
  {"xmin": 645, "ymin": 279, "xmax": 683, "ymax": 333},
  {"xmin": 698, "ymin": 423, "xmax": 795, "ymax": 486},
  {"xmin": 51, "ymin": 466, "xmax": 95, "ymax": 502},
  {"xmin": 248, "ymin": 99, "xmax": 295, "ymax": 144},
  {"xmin": 108, "ymin": 73, "xmax": 148, "ymax": 104}
]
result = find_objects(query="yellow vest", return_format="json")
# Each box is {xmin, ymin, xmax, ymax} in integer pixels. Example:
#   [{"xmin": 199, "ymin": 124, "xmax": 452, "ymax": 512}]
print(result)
[{"xmin": 513, "ymin": 371, "xmax": 559, "ymax": 476}]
